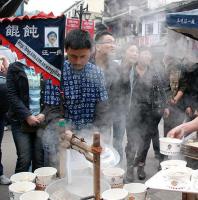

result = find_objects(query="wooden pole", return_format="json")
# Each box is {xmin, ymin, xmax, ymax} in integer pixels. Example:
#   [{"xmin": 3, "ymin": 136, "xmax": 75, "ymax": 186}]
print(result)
[
  {"xmin": 93, "ymin": 133, "xmax": 101, "ymax": 200},
  {"xmin": 182, "ymin": 193, "xmax": 198, "ymax": 200},
  {"xmin": 58, "ymin": 119, "xmax": 66, "ymax": 178}
]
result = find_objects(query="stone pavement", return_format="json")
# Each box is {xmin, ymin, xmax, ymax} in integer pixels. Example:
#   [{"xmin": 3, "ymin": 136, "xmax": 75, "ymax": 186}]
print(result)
[{"xmin": 0, "ymin": 126, "xmax": 182, "ymax": 200}]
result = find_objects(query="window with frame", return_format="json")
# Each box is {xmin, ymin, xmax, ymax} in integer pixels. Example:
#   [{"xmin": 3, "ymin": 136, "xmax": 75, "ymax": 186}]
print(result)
[
  {"xmin": 145, "ymin": 23, "xmax": 153, "ymax": 35},
  {"xmin": 158, "ymin": 21, "xmax": 167, "ymax": 35}
]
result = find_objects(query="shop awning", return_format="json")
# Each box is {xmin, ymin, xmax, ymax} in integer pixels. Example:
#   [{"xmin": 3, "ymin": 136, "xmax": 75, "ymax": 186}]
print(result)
[
  {"xmin": 0, "ymin": 0, "xmax": 23, "ymax": 18},
  {"xmin": 166, "ymin": 9, "xmax": 198, "ymax": 40}
]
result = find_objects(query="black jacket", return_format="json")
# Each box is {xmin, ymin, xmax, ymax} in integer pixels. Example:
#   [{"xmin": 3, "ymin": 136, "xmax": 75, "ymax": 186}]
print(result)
[
  {"xmin": 183, "ymin": 64, "xmax": 198, "ymax": 111},
  {"xmin": 0, "ymin": 73, "xmax": 8, "ymax": 114},
  {"xmin": 6, "ymin": 61, "xmax": 45, "ymax": 121}
]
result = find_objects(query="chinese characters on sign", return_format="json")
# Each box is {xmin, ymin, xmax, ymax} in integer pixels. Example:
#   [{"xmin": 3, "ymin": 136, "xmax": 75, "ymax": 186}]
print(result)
[
  {"xmin": 66, "ymin": 18, "xmax": 95, "ymax": 38},
  {"xmin": 176, "ymin": 17, "xmax": 196, "ymax": 25},
  {"xmin": 6, "ymin": 25, "xmax": 39, "ymax": 38},
  {"xmin": 0, "ymin": 14, "xmax": 66, "ymax": 85}
]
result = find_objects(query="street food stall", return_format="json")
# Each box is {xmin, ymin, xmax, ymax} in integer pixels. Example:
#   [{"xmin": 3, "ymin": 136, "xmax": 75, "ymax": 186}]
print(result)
[
  {"xmin": 165, "ymin": 9, "xmax": 198, "ymax": 62},
  {"xmin": 146, "ymin": 9, "xmax": 198, "ymax": 200}
]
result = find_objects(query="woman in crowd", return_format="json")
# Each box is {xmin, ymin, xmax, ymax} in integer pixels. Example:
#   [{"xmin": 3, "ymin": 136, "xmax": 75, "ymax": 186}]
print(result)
[
  {"xmin": 163, "ymin": 57, "xmax": 186, "ymax": 136},
  {"xmin": 125, "ymin": 48, "xmax": 167, "ymax": 182},
  {"xmin": 6, "ymin": 61, "xmax": 45, "ymax": 173},
  {"xmin": 0, "ymin": 55, "xmax": 11, "ymax": 184}
]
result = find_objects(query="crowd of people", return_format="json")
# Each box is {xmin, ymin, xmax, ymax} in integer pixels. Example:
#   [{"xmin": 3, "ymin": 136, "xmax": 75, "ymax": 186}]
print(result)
[{"xmin": 0, "ymin": 28, "xmax": 197, "ymax": 185}]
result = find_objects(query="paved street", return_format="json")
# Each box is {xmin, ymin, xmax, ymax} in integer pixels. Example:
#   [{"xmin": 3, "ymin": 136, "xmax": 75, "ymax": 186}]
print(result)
[{"xmin": 0, "ymin": 123, "xmax": 182, "ymax": 200}]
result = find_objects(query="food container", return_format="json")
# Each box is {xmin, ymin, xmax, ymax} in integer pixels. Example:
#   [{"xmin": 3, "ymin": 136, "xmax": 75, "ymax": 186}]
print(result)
[
  {"xmin": 160, "ymin": 160, "xmax": 187, "ymax": 170},
  {"xmin": 9, "ymin": 181, "xmax": 36, "ymax": 200},
  {"xmin": 102, "ymin": 167, "xmax": 125, "ymax": 188},
  {"xmin": 102, "ymin": 188, "xmax": 128, "ymax": 200},
  {"xmin": 19, "ymin": 191, "xmax": 49, "ymax": 200},
  {"xmin": 34, "ymin": 167, "xmax": 57, "ymax": 190},
  {"xmin": 10, "ymin": 172, "xmax": 36, "ymax": 183},
  {"xmin": 160, "ymin": 137, "xmax": 183, "ymax": 156},
  {"xmin": 191, "ymin": 169, "xmax": 198, "ymax": 190},
  {"xmin": 45, "ymin": 176, "xmax": 110, "ymax": 200},
  {"xmin": 123, "ymin": 183, "xmax": 147, "ymax": 200},
  {"xmin": 161, "ymin": 167, "xmax": 192, "ymax": 189}
]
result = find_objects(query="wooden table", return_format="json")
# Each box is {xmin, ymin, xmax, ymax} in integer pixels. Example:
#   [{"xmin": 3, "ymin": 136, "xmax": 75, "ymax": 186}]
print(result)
[
  {"xmin": 182, "ymin": 193, "xmax": 198, "ymax": 200},
  {"xmin": 145, "ymin": 171, "xmax": 198, "ymax": 200}
]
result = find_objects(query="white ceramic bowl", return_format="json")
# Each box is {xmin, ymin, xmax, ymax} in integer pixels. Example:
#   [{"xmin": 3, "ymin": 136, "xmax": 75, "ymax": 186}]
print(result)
[
  {"xmin": 19, "ymin": 191, "xmax": 49, "ymax": 200},
  {"xmin": 191, "ymin": 169, "xmax": 198, "ymax": 190},
  {"xmin": 160, "ymin": 160, "xmax": 187, "ymax": 170},
  {"xmin": 102, "ymin": 188, "xmax": 128, "ymax": 200},
  {"xmin": 123, "ymin": 183, "xmax": 147, "ymax": 200},
  {"xmin": 161, "ymin": 167, "xmax": 192, "ymax": 189},
  {"xmin": 10, "ymin": 172, "xmax": 36, "ymax": 183},
  {"xmin": 160, "ymin": 137, "xmax": 182, "ymax": 155},
  {"xmin": 9, "ymin": 181, "xmax": 36, "ymax": 200},
  {"xmin": 34, "ymin": 167, "xmax": 57, "ymax": 190},
  {"xmin": 102, "ymin": 167, "xmax": 125, "ymax": 188}
]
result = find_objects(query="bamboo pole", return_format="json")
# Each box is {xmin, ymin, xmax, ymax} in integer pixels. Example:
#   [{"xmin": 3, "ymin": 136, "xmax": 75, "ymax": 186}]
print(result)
[{"xmin": 93, "ymin": 133, "xmax": 101, "ymax": 200}]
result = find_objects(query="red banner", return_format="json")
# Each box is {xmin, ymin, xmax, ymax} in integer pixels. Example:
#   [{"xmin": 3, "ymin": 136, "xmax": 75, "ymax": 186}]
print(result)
[{"xmin": 66, "ymin": 18, "xmax": 95, "ymax": 38}]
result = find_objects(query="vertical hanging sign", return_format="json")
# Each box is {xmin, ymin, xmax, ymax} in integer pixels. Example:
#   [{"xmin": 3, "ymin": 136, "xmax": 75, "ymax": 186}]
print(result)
[{"xmin": 0, "ymin": 12, "xmax": 66, "ymax": 85}]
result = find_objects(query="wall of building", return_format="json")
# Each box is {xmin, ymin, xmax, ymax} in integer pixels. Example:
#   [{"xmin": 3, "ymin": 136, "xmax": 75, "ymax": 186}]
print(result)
[
  {"xmin": 85, "ymin": 0, "xmax": 104, "ymax": 13},
  {"xmin": 141, "ymin": 12, "xmax": 166, "ymax": 36},
  {"xmin": 64, "ymin": 0, "xmax": 104, "ymax": 19}
]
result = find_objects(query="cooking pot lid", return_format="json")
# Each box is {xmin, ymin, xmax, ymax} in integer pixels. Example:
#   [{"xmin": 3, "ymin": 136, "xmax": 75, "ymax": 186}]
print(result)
[
  {"xmin": 100, "ymin": 145, "xmax": 120, "ymax": 168},
  {"xmin": 70, "ymin": 145, "xmax": 120, "ymax": 170}
]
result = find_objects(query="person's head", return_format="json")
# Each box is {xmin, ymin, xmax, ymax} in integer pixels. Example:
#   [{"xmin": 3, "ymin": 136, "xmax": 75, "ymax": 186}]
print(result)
[
  {"xmin": 95, "ymin": 31, "xmax": 116, "ymax": 58},
  {"xmin": 166, "ymin": 57, "xmax": 182, "ymax": 74},
  {"xmin": 123, "ymin": 44, "xmax": 139, "ymax": 65},
  {"xmin": 183, "ymin": 56, "xmax": 197, "ymax": 72},
  {"xmin": 47, "ymin": 31, "xmax": 57, "ymax": 45},
  {"xmin": 95, "ymin": 23, "xmax": 109, "ymax": 33},
  {"xmin": 64, "ymin": 29, "xmax": 93, "ymax": 70},
  {"xmin": 138, "ymin": 48, "xmax": 152, "ymax": 67}
]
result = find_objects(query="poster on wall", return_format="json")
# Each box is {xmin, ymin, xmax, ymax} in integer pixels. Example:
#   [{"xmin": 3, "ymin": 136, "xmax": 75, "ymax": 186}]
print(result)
[
  {"xmin": 0, "ymin": 12, "xmax": 66, "ymax": 85},
  {"xmin": 66, "ymin": 18, "xmax": 94, "ymax": 38}
]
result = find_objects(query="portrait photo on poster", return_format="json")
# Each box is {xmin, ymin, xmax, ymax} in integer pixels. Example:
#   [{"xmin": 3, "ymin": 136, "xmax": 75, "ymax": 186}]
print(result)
[{"xmin": 45, "ymin": 27, "xmax": 59, "ymax": 48}]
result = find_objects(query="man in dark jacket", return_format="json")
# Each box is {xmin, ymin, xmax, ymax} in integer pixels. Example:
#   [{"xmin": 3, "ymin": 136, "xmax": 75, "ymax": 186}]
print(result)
[
  {"xmin": 0, "ymin": 55, "xmax": 11, "ymax": 184},
  {"xmin": 94, "ymin": 31, "xmax": 126, "ymax": 162},
  {"xmin": 6, "ymin": 61, "xmax": 45, "ymax": 173},
  {"xmin": 125, "ymin": 49, "xmax": 168, "ymax": 181}
]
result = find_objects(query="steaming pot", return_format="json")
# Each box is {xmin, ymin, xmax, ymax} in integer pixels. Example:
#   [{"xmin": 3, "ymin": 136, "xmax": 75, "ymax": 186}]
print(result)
[
  {"xmin": 70, "ymin": 145, "xmax": 120, "ymax": 175},
  {"xmin": 45, "ymin": 176, "xmax": 110, "ymax": 200}
]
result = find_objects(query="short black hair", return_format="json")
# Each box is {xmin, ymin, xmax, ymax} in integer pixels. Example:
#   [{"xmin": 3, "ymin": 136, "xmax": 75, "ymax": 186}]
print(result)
[
  {"xmin": 95, "ymin": 30, "xmax": 113, "ymax": 42},
  {"xmin": 65, "ymin": 29, "xmax": 92, "ymax": 50},
  {"xmin": 95, "ymin": 23, "xmax": 109, "ymax": 32},
  {"xmin": 47, "ymin": 31, "xmax": 57, "ymax": 39}
]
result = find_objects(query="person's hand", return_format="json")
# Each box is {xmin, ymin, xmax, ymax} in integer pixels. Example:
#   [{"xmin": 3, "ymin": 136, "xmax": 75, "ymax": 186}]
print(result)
[
  {"xmin": 59, "ymin": 130, "xmax": 72, "ymax": 148},
  {"xmin": 163, "ymin": 108, "xmax": 170, "ymax": 118},
  {"xmin": 26, "ymin": 115, "xmax": 40, "ymax": 126},
  {"xmin": 167, "ymin": 126, "xmax": 184, "ymax": 139},
  {"xmin": 170, "ymin": 98, "xmax": 177, "ymax": 105},
  {"xmin": 186, "ymin": 107, "xmax": 193, "ymax": 117},
  {"xmin": 36, "ymin": 114, "xmax": 45, "ymax": 123},
  {"xmin": 0, "ymin": 56, "xmax": 9, "ymax": 75},
  {"xmin": 194, "ymin": 110, "xmax": 198, "ymax": 117}
]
